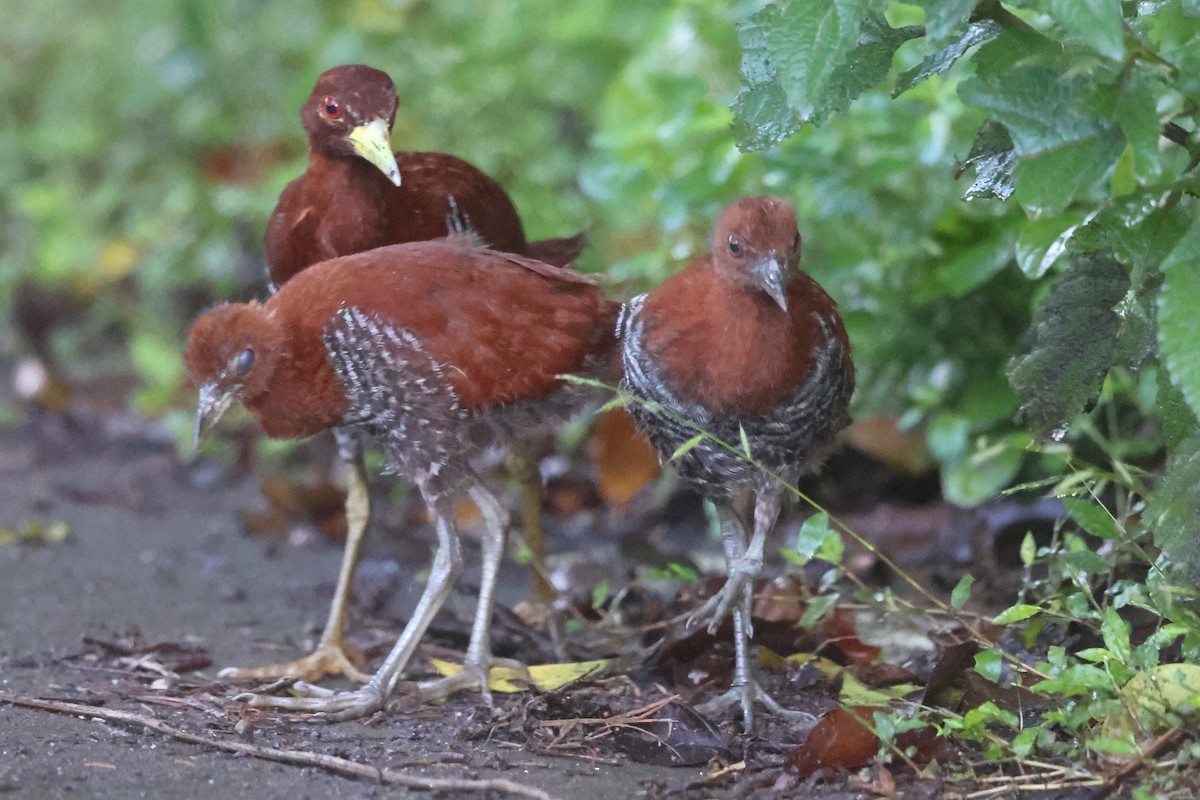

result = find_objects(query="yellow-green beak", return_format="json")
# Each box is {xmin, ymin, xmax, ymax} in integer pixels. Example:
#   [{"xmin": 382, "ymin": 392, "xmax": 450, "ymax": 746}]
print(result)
[
  {"xmin": 194, "ymin": 382, "xmax": 236, "ymax": 448},
  {"xmin": 347, "ymin": 117, "xmax": 401, "ymax": 186}
]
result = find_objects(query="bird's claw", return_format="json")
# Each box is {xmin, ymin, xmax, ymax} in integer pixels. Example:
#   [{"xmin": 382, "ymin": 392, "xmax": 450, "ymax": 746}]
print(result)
[
  {"xmin": 232, "ymin": 680, "xmax": 385, "ymax": 721},
  {"xmin": 697, "ymin": 678, "xmax": 816, "ymax": 733},
  {"xmin": 218, "ymin": 641, "xmax": 371, "ymax": 684},
  {"xmin": 685, "ymin": 563, "xmax": 759, "ymax": 636}
]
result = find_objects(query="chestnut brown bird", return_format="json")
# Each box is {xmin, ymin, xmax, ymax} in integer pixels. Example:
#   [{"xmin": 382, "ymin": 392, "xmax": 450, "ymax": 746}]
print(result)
[
  {"xmin": 186, "ymin": 237, "xmax": 615, "ymax": 719},
  {"xmin": 265, "ymin": 63, "xmax": 586, "ymax": 287},
  {"xmin": 224, "ymin": 64, "xmax": 586, "ymax": 685},
  {"xmin": 618, "ymin": 196, "xmax": 854, "ymax": 728}
]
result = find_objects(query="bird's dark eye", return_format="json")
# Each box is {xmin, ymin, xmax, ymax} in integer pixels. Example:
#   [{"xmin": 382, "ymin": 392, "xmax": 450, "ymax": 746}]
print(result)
[
  {"xmin": 728, "ymin": 236, "xmax": 741, "ymax": 256},
  {"xmin": 234, "ymin": 348, "xmax": 256, "ymax": 377},
  {"xmin": 792, "ymin": 231, "xmax": 802, "ymax": 250},
  {"xmin": 322, "ymin": 96, "xmax": 342, "ymax": 120}
]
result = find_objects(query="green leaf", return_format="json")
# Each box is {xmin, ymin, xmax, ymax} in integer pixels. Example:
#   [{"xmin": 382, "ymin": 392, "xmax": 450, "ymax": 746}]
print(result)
[
  {"xmin": 1015, "ymin": 211, "xmax": 1087, "ymax": 278},
  {"xmin": 1158, "ymin": 218, "xmax": 1200, "ymax": 419},
  {"xmin": 950, "ymin": 573, "xmax": 974, "ymax": 609},
  {"xmin": 914, "ymin": 0, "xmax": 978, "ymax": 48},
  {"xmin": 1143, "ymin": 433, "xmax": 1200, "ymax": 580},
  {"xmin": 974, "ymin": 648, "xmax": 1003, "ymax": 682},
  {"xmin": 1045, "ymin": 0, "xmax": 1125, "ymax": 61},
  {"xmin": 1101, "ymin": 606, "xmax": 1133, "ymax": 665},
  {"xmin": 1156, "ymin": 367, "xmax": 1200, "ymax": 451},
  {"xmin": 818, "ymin": 17, "xmax": 922, "ymax": 118},
  {"xmin": 961, "ymin": 119, "xmax": 1016, "ymax": 201},
  {"xmin": 994, "ymin": 603, "xmax": 1043, "ymax": 624},
  {"xmin": 767, "ymin": 0, "xmax": 873, "ymax": 121},
  {"xmin": 959, "ymin": 66, "xmax": 1110, "ymax": 156},
  {"xmin": 1013, "ymin": 129, "xmax": 1125, "ymax": 214},
  {"xmin": 896, "ymin": 19, "xmax": 1002, "ymax": 95},
  {"xmin": 1020, "ymin": 531, "xmax": 1037, "ymax": 567},
  {"xmin": 941, "ymin": 433, "xmax": 1027, "ymax": 507},
  {"xmin": 794, "ymin": 511, "xmax": 833, "ymax": 562},
  {"xmin": 732, "ymin": 4, "xmax": 801, "ymax": 150},
  {"xmin": 739, "ymin": 423, "xmax": 752, "ymax": 458},
  {"xmin": 1062, "ymin": 496, "xmax": 1122, "ymax": 540},
  {"xmin": 1008, "ymin": 251, "xmax": 1129, "ymax": 435}
]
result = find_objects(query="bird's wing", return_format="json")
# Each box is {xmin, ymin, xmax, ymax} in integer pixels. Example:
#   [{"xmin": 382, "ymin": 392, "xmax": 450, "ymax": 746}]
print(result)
[{"xmin": 322, "ymin": 305, "xmax": 468, "ymax": 468}]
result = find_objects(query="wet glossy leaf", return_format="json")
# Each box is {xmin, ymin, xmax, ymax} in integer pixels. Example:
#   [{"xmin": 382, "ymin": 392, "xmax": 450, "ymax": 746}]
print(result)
[
  {"xmin": 896, "ymin": 19, "xmax": 1002, "ymax": 95},
  {"xmin": 1142, "ymin": 433, "xmax": 1200, "ymax": 580},
  {"xmin": 961, "ymin": 119, "xmax": 1016, "ymax": 200}
]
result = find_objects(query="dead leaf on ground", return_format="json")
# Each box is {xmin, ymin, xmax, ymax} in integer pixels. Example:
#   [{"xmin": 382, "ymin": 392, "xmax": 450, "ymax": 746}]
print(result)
[
  {"xmin": 587, "ymin": 408, "xmax": 661, "ymax": 508},
  {"xmin": 612, "ymin": 700, "xmax": 728, "ymax": 766}
]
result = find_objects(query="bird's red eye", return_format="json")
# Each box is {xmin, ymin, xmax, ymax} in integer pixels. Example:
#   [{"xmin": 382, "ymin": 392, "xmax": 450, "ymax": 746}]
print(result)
[
  {"xmin": 728, "ymin": 236, "xmax": 742, "ymax": 256},
  {"xmin": 322, "ymin": 96, "xmax": 342, "ymax": 120}
]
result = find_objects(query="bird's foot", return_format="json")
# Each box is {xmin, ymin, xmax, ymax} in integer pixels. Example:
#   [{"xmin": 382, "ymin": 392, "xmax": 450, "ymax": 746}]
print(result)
[
  {"xmin": 231, "ymin": 679, "xmax": 387, "ymax": 722},
  {"xmin": 697, "ymin": 678, "xmax": 816, "ymax": 733},
  {"xmin": 418, "ymin": 656, "xmax": 532, "ymax": 707},
  {"xmin": 218, "ymin": 639, "xmax": 371, "ymax": 684},
  {"xmin": 685, "ymin": 557, "xmax": 762, "ymax": 635}
]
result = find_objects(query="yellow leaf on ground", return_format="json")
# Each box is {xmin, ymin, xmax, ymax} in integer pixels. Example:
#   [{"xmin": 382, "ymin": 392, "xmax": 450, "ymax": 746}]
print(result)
[{"xmin": 428, "ymin": 658, "xmax": 610, "ymax": 693}]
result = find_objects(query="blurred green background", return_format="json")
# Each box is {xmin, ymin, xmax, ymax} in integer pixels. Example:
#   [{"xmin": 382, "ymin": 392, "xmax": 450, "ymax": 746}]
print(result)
[{"xmin": 4, "ymin": 0, "xmax": 1197, "ymax": 514}]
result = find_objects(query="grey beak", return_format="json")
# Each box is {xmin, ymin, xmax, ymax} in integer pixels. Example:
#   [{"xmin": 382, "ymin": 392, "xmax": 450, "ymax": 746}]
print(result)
[
  {"xmin": 753, "ymin": 255, "xmax": 788, "ymax": 312},
  {"xmin": 194, "ymin": 382, "xmax": 236, "ymax": 449}
]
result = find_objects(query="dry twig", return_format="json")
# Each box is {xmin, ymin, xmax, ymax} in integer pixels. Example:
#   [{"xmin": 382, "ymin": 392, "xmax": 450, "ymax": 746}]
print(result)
[{"xmin": 0, "ymin": 690, "xmax": 560, "ymax": 800}]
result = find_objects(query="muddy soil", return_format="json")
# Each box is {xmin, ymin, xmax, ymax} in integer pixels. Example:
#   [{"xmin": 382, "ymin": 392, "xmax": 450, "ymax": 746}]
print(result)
[{"xmin": 0, "ymin": 407, "xmax": 720, "ymax": 800}]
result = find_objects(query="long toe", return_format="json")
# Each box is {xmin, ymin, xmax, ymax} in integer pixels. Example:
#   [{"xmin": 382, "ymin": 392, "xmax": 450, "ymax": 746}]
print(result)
[
  {"xmin": 684, "ymin": 574, "xmax": 749, "ymax": 635},
  {"xmin": 218, "ymin": 640, "xmax": 371, "ymax": 684},
  {"xmin": 697, "ymin": 679, "xmax": 816, "ymax": 733},
  {"xmin": 232, "ymin": 681, "xmax": 385, "ymax": 720}
]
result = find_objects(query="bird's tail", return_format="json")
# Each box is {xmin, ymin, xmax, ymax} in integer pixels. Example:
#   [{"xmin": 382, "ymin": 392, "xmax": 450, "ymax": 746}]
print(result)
[{"xmin": 526, "ymin": 230, "xmax": 588, "ymax": 267}]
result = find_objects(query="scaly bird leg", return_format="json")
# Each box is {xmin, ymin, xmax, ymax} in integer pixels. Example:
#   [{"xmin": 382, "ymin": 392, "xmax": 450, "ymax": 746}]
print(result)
[
  {"xmin": 219, "ymin": 435, "xmax": 371, "ymax": 683},
  {"xmin": 419, "ymin": 480, "xmax": 530, "ymax": 703},
  {"xmin": 508, "ymin": 446, "xmax": 554, "ymax": 608},
  {"xmin": 695, "ymin": 489, "xmax": 811, "ymax": 730},
  {"xmin": 685, "ymin": 501, "xmax": 750, "ymax": 634},
  {"xmin": 235, "ymin": 490, "xmax": 463, "ymax": 721}
]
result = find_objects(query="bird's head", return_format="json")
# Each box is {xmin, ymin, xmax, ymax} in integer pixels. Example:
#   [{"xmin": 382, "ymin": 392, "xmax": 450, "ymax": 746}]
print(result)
[
  {"xmin": 712, "ymin": 196, "xmax": 801, "ymax": 312},
  {"xmin": 183, "ymin": 303, "xmax": 285, "ymax": 448},
  {"xmin": 301, "ymin": 64, "xmax": 402, "ymax": 186}
]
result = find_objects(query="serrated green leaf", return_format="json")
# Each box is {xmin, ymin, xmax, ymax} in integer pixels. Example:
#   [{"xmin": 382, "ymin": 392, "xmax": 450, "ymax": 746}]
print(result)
[
  {"xmin": 731, "ymin": 80, "xmax": 801, "ymax": 151},
  {"xmin": 1156, "ymin": 367, "xmax": 1200, "ymax": 450},
  {"xmin": 1013, "ymin": 129, "xmax": 1125, "ymax": 214},
  {"xmin": 1046, "ymin": 0, "xmax": 1125, "ymax": 61},
  {"xmin": 961, "ymin": 119, "xmax": 1016, "ymax": 200},
  {"xmin": 732, "ymin": 4, "xmax": 801, "ymax": 150},
  {"xmin": 1008, "ymin": 251, "xmax": 1129, "ymax": 435},
  {"xmin": 818, "ymin": 16, "xmax": 922, "ymax": 118},
  {"xmin": 670, "ymin": 433, "xmax": 707, "ymax": 461},
  {"xmin": 767, "ymin": 0, "xmax": 873, "ymax": 120},
  {"xmin": 994, "ymin": 603, "xmax": 1043, "ymax": 624},
  {"xmin": 1158, "ymin": 219, "xmax": 1200, "ymax": 419},
  {"xmin": 896, "ymin": 19, "xmax": 1001, "ymax": 95},
  {"xmin": 1142, "ymin": 433, "xmax": 1200, "ymax": 580},
  {"xmin": 950, "ymin": 573, "xmax": 974, "ymax": 609},
  {"xmin": 959, "ymin": 66, "xmax": 1108, "ymax": 156}
]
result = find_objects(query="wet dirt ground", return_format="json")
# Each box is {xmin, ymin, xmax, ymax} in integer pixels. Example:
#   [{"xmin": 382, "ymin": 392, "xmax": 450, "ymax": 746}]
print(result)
[{"xmin": 0, "ymin": 407, "xmax": 720, "ymax": 800}]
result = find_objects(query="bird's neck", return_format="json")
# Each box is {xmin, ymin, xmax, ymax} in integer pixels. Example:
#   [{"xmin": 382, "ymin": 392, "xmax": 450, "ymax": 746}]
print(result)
[{"xmin": 306, "ymin": 148, "xmax": 392, "ymax": 199}]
